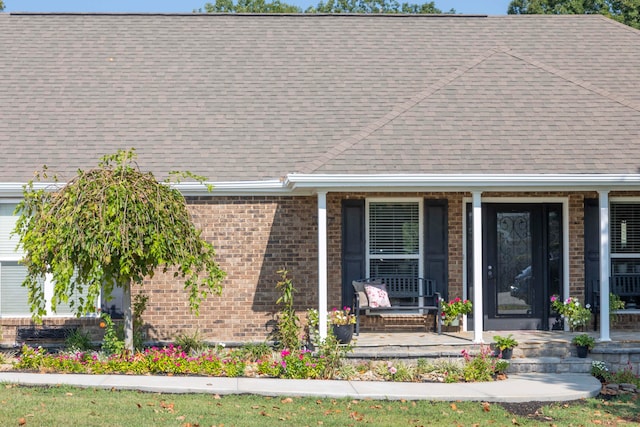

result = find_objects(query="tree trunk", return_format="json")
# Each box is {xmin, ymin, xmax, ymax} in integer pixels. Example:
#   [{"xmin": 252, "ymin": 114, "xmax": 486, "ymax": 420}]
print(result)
[{"xmin": 123, "ymin": 283, "xmax": 134, "ymax": 353}]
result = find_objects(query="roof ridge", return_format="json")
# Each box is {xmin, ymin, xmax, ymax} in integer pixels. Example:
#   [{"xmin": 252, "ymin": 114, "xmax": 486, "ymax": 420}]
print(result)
[
  {"xmin": 593, "ymin": 14, "xmax": 640, "ymax": 35},
  {"xmin": 504, "ymin": 50, "xmax": 640, "ymax": 113},
  {"xmin": 300, "ymin": 46, "xmax": 507, "ymax": 174}
]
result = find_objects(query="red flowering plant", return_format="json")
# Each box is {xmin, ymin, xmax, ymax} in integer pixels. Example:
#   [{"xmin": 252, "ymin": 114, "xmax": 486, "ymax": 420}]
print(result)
[{"xmin": 440, "ymin": 297, "xmax": 472, "ymax": 326}]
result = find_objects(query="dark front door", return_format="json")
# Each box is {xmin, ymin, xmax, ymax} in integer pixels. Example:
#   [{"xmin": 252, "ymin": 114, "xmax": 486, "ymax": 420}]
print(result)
[{"xmin": 480, "ymin": 204, "xmax": 562, "ymax": 330}]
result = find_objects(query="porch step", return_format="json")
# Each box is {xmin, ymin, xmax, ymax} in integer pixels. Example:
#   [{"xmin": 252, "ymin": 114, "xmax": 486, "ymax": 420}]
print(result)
[{"xmin": 506, "ymin": 357, "xmax": 592, "ymax": 374}]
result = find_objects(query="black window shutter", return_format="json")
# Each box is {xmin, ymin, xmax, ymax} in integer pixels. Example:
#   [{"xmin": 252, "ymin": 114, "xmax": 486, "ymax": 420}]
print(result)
[
  {"xmin": 584, "ymin": 198, "xmax": 600, "ymax": 307},
  {"xmin": 341, "ymin": 199, "xmax": 366, "ymax": 308},
  {"xmin": 425, "ymin": 199, "xmax": 448, "ymax": 299}
]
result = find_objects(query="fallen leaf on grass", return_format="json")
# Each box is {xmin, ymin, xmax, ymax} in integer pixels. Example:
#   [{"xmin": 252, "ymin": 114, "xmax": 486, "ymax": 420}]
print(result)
[
  {"xmin": 511, "ymin": 418, "xmax": 520, "ymax": 425},
  {"xmin": 350, "ymin": 411, "xmax": 364, "ymax": 421},
  {"xmin": 482, "ymin": 402, "xmax": 490, "ymax": 412},
  {"xmin": 18, "ymin": 418, "xmax": 26, "ymax": 426},
  {"xmin": 65, "ymin": 393, "xmax": 73, "ymax": 396},
  {"xmin": 160, "ymin": 401, "xmax": 175, "ymax": 413},
  {"xmin": 450, "ymin": 403, "xmax": 457, "ymax": 411},
  {"xmin": 281, "ymin": 398, "xmax": 293, "ymax": 404},
  {"xmin": 213, "ymin": 394, "xmax": 221, "ymax": 400}
]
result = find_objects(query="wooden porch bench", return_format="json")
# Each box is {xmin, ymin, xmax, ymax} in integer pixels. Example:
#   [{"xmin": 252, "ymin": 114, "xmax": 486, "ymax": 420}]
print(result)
[
  {"xmin": 16, "ymin": 326, "xmax": 77, "ymax": 346},
  {"xmin": 592, "ymin": 275, "xmax": 640, "ymax": 329},
  {"xmin": 352, "ymin": 277, "xmax": 441, "ymax": 335}
]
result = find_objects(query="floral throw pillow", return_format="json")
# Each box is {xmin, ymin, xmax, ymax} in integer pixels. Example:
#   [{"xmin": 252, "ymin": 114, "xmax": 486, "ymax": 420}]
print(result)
[{"xmin": 365, "ymin": 284, "xmax": 391, "ymax": 308}]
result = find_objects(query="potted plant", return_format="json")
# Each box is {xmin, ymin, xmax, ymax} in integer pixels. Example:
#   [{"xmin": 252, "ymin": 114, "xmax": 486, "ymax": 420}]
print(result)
[
  {"xmin": 572, "ymin": 334, "xmax": 595, "ymax": 358},
  {"xmin": 329, "ymin": 306, "xmax": 356, "ymax": 344},
  {"xmin": 493, "ymin": 334, "xmax": 518, "ymax": 360},
  {"xmin": 550, "ymin": 295, "xmax": 592, "ymax": 331},
  {"xmin": 440, "ymin": 297, "xmax": 472, "ymax": 328}
]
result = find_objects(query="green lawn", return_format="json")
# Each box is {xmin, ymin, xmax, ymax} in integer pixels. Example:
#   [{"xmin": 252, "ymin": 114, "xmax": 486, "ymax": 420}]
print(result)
[{"xmin": 1, "ymin": 384, "xmax": 638, "ymax": 426}]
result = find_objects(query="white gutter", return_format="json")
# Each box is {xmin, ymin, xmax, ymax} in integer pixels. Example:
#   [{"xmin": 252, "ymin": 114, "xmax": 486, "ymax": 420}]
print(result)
[
  {"xmin": 285, "ymin": 173, "xmax": 640, "ymax": 191},
  {"xmin": 0, "ymin": 180, "xmax": 294, "ymax": 198},
  {"xmin": 172, "ymin": 180, "xmax": 292, "ymax": 196},
  {"xmin": 5, "ymin": 174, "xmax": 640, "ymax": 198}
]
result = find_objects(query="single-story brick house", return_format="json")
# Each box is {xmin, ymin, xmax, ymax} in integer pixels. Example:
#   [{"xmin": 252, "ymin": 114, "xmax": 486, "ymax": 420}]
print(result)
[{"xmin": 1, "ymin": 12, "xmax": 639, "ymax": 346}]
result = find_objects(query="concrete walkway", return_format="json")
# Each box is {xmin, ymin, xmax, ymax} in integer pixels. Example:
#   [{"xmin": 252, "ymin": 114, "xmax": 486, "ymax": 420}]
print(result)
[{"xmin": 0, "ymin": 372, "xmax": 601, "ymax": 403}]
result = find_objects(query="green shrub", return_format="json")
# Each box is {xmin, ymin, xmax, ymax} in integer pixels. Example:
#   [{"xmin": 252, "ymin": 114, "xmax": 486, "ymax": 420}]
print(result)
[
  {"xmin": 460, "ymin": 346, "xmax": 504, "ymax": 382},
  {"xmin": 175, "ymin": 330, "xmax": 206, "ymax": 354},
  {"xmin": 609, "ymin": 363, "xmax": 640, "ymax": 387},
  {"xmin": 237, "ymin": 342, "xmax": 272, "ymax": 361},
  {"xmin": 100, "ymin": 313, "xmax": 125, "ymax": 355},
  {"xmin": 273, "ymin": 269, "xmax": 301, "ymax": 350},
  {"xmin": 65, "ymin": 328, "xmax": 93, "ymax": 352},
  {"xmin": 14, "ymin": 345, "xmax": 48, "ymax": 370},
  {"xmin": 591, "ymin": 360, "xmax": 610, "ymax": 381}
]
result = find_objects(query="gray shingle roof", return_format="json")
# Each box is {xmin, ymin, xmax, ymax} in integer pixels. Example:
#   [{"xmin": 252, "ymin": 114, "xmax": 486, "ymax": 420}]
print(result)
[{"xmin": 1, "ymin": 13, "xmax": 639, "ymax": 182}]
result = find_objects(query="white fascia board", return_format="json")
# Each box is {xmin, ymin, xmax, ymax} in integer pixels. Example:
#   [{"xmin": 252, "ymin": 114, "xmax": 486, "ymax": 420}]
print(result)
[
  {"xmin": 0, "ymin": 182, "xmax": 62, "ymax": 197},
  {"xmin": 285, "ymin": 173, "xmax": 640, "ymax": 192},
  {"xmin": 0, "ymin": 180, "xmax": 295, "ymax": 198},
  {"xmin": 172, "ymin": 180, "xmax": 295, "ymax": 196}
]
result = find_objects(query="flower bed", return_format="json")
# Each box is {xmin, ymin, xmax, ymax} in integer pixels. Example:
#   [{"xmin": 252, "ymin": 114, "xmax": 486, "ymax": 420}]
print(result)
[{"xmin": 11, "ymin": 343, "xmax": 509, "ymax": 384}]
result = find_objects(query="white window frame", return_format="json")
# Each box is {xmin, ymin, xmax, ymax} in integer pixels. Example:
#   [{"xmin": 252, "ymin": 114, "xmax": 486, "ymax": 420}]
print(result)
[
  {"xmin": 609, "ymin": 197, "xmax": 640, "ymax": 313},
  {"xmin": 365, "ymin": 198, "xmax": 424, "ymax": 279}
]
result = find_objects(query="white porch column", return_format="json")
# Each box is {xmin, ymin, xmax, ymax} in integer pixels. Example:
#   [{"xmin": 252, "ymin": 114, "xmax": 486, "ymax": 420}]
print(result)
[
  {"xmin": 317, "ymin": 191, "xmax": 328, "ymax": 339},
  {"xmin": 599, "ymin": 190, "xmax": 612, "ymax": 341},
  {"xmin": 472, "ymin": 191, "xmax": 484, "ymax": 343}
]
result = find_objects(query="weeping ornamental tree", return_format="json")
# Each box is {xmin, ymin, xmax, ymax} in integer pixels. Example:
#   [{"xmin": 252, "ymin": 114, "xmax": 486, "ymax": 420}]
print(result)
[{"xmin": 14, "ymin": 149, "xmax": 226, "ymax": 352}]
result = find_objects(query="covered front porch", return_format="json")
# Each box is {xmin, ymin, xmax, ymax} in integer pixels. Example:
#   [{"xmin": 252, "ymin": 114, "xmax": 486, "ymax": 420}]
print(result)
[{"xmin": 284, "ymin": 174, "xmax": 640, "ymax": 344}]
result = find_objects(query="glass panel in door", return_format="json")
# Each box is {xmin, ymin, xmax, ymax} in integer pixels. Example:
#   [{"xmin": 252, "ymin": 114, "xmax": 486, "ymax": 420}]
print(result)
[{"xmin": 496, "ymin": 211, "xmax": 533, "ymax": 316}]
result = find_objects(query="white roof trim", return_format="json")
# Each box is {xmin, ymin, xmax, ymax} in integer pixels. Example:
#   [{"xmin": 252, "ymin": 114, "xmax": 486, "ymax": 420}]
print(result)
[
  {"xmin": 173, "ymin": 180, "xmax": 293, "ymax": 196},
  {"xmin": 4, "ymin": 174, "xmax": 640, "ymax": 198},
  {"xmin": 0, "ymin": 180, "xmax": 294, "ymax": 198},
  {"xmin": 285, "ymin": 173, "xmax": 640, "ymax": 192}
]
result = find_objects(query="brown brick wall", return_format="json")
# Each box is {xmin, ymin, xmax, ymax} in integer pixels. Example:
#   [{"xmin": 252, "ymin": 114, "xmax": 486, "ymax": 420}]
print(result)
[{"xmin": 133, "ymin": 195, "xmax": 320, "ymax": 343}]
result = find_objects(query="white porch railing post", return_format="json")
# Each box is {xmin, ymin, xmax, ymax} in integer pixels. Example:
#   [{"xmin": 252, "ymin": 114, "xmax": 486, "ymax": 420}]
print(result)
[
  {"xmin": 599, "ymin": 190, "xmax": 611, "ymax": 341},
  {"xmin": 318, "ymin": 191, "xmax": 328, "ymax": 340},
  {"xmin": 472, "ymin": 191, "xmax": 484, "ymax": 343}
]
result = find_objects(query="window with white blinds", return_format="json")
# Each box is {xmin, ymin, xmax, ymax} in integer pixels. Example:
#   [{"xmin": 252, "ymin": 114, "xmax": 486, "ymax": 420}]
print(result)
[
  {"xmin": 0, "ymin": 261, "xmax": 31, "ymax": 315},
  {"xmin": 0, "ymin": 202, "xmax": 30, "ymax": 316},
  {"xmin": 367, "ymin": 200, "xmax": 422, "ymax": 278},
  {"xmin": 611, "ymin": 203, "xmax": 640, "ymax": 254},
  {"xmin": 0, "ymin": 202, "xmax": 96, "ymax": 317},
  {"xmin": 0, "ymin": 203, "xmax": 21, "ymax": 260}
]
